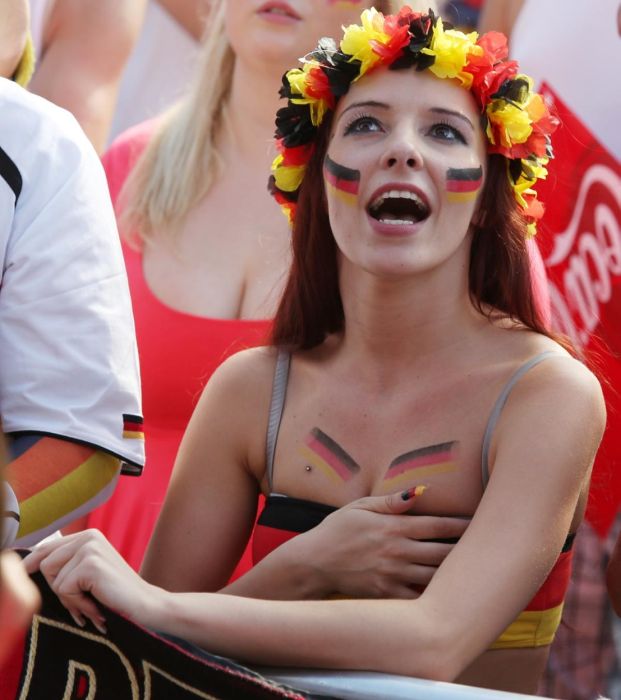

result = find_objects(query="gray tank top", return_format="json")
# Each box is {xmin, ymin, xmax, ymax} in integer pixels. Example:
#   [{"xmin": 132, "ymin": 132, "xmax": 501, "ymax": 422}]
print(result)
[{"xmin": 265, "ymin": 349, "xmax": 560, "ymax": 492}]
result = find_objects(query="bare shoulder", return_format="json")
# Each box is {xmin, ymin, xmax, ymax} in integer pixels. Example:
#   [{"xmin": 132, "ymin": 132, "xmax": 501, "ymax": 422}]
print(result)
[
  {"xmin": 197, "ymin": 346, "xmax": 281, "ymax": 417},
  {"xmin": 502, "ymin": 348, "xmax": 606, "ymax": 449}
]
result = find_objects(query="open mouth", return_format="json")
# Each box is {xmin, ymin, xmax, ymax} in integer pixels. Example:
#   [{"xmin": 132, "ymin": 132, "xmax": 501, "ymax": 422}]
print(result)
[{"xmin": 368, "ymin": 189, "xmax": 431, "ymax": 226}]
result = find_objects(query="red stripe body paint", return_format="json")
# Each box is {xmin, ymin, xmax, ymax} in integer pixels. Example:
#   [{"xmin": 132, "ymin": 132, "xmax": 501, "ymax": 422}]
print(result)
[
  {"xmin": 301, "ymin": 427, "xmax": 360, "ymax": 482},
  {"xmin": 383, "ymin": 441, "xmax": 458, "ymax": 488}
]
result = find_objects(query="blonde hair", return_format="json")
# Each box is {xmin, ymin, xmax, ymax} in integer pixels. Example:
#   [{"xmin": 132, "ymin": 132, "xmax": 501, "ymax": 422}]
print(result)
[{"xmin": 121, "ymin": 0, "xmax": 434, "ymax": 242}]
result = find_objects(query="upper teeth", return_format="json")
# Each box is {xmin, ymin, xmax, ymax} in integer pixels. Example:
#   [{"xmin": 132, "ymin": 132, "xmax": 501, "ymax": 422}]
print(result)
[
  {"xmin": 267, "ymin": 7, "xmax": 288, "ymax": 14},
  {"xmin": 370, "ymin": 190, "xmax": 426, "ymax": 211}
]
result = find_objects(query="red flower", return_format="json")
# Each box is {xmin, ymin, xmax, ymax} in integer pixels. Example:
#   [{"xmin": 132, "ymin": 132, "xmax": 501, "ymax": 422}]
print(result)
[
  {"xmin": 478, "ymin": 32, "xmax": 509, "ymax": 63},
  {"xmin": 370, "ymin": 13, "xmax": 411, "ymax": 64},
  {"xmin": 522, "ymin": 192, "xmax": 545, "ymax": 221},
  {"xmin": 280, "ymin": 142, "xmax": 315, "ymax": 167},
  {"xmin": 464, "ymin": 32, "xmax": 518, "ymax": 107},
  {"xmin": 304, "ymin": 66, "xmax": 336, "ymax": 108}
]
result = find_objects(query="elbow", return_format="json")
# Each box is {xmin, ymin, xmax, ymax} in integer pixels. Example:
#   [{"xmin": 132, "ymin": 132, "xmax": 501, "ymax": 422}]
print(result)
[{"xmin": 403, "ymin": 622, "xmax": 470, "ymax": 683}]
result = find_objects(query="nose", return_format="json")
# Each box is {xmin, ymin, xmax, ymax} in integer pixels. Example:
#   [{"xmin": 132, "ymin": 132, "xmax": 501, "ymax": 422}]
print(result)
[{"xmin": 381, "ymin": 128, "xmax": 424, "ymax": 171}]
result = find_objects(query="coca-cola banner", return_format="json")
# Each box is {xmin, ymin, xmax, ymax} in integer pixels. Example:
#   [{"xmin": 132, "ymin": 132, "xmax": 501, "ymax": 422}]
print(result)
[{"xmin": 535, "ymin": 85, "xmax": 621, "ymax": 537}]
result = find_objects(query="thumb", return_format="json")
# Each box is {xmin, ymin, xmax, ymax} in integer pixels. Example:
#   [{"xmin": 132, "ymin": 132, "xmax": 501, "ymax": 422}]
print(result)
[{"xmin": 355, "ymin": 485, "xmax": 428, "ymax": 515}]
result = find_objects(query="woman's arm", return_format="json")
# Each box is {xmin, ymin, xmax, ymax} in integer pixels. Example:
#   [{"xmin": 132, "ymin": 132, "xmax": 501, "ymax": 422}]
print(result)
[
  {"xmin": 140, "ymin": 349, "xmax": 271, "ymax": 592},
  {"xmin": 478, "ymin": 0, "xmax": 525, "ymax": 37},
  {"xmin": 220, "ymin": 494, "xmax": 468, "ymax": 600},
  {"xmin": 25, "ymin": 355, "xmax": 605, "ymax": 680}
]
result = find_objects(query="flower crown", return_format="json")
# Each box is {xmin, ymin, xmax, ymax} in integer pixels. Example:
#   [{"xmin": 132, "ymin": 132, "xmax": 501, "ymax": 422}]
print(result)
[{"xmin": 268, "ymin": 6, "xmax": 557, "ymax": 237}]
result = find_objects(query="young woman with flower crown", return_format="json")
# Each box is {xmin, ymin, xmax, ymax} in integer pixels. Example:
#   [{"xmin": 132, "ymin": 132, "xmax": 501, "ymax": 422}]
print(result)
[
  {"xmin": 81, "ymin": 0, "xmax": 431, "ymax": 573},
  {"xmin": 26, "ymin": 6, "xmax": 605, "ymax": 693}
]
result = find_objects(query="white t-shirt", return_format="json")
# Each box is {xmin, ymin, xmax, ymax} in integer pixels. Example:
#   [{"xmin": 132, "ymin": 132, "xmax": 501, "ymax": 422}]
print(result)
[{"xmin": 0, "ymin": 78, "xmax": 144, "ymax": 470}]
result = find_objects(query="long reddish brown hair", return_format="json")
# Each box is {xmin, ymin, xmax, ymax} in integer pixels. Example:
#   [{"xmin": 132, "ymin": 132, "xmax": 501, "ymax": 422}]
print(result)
[{"xmin": 271, "ymin": 111, "xmax": 568, "ymax": 352}]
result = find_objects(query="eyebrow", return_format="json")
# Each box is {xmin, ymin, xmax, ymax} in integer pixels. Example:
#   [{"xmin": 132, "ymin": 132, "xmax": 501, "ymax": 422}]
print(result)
[
  {"xmin": 338, "ymin": 100, "xmax": 390, "ymax": 122},
  {"xmin": 338, "ymin": 102, "xmax": 475, "ymax": 131},
  {"xmin": 430, "ymin": 107, "xmax": 474, "ymax": 130}
]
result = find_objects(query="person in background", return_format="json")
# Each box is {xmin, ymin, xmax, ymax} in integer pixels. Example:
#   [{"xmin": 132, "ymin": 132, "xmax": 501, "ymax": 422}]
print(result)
[
  {"xmin": 439, "ymin": 0, "xmax": 482, "ymax": 31},
  {"xmin": 1, "ymin": 7, "xmax": 144, "ymax": 548},
  {"xmin": 27, "ymin": 0, "xmax": 147, "ymax": 152},
  {"xmin": 108, "ymin": 0, "xmax": 210, "ymax": 142},
  {"xmin": 479, "ymin": 1, "xmax": 621, "ymax": 698},
  {"xmin": 27, "ymin": 8, "xmax": 604, "ymax": 694},
  {"xmin": 83, "ymin": 0, "xmax": 432, "ymax": 574}
]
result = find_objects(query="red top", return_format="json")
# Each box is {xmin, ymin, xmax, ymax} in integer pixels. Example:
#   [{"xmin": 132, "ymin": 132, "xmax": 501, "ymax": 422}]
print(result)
[{"xmin": 85, "ymin": 121, "xmax": 270, "ymax": 571}]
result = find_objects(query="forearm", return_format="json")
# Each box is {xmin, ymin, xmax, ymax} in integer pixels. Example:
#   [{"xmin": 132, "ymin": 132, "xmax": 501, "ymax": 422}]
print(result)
[
  {"xmin": 147, "ymin": 590, "xmax": 449, "ymax": 679},
  {"xmin": 4, "ymin": 435, "xmax": 120, "ymax": 546},
  {"xmin": 220, "ymin": 537, "xmax": 330, "ymax": 600}
]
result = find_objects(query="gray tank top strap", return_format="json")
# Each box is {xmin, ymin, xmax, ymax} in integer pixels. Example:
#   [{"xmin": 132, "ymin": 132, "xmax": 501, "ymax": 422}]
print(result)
[
  {"xmin": 481, "ymin": 350, "xmax": 561, "ymax": 488},
  {"xmin": 265, "ymin": 350, "xmax": 292, "ymax": 493}
]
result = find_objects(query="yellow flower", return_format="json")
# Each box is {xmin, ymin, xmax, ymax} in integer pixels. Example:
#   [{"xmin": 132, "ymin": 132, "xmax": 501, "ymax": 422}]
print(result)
[
  {"xmin": 525, "ymin": 92, "xmax": 546, "ymax": 122},
  {"xmin": 486, "ymin": 100, "xmax": 533, "ymax": 149},
  {"xmin": 285, "ymin": 64, "xmax": 330, "ymax": 126},
  {"xmin": 271, "ymin": 155, "xmax": 306, "ymax": 193},
  {"xmin": 287, "ymin": 68, "xmax": 309, "ymax": 98},
  {"xmin": 423, "ymin": 18, "xmax": 482, "ymax": 87},
  {"xmin": 341, "ymin": 7, "xmax": 389, "ymax": 77}
]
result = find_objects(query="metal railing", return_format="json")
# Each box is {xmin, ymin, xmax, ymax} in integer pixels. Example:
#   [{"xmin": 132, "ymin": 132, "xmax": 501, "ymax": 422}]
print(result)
[{"xmin": 261, "ymin": 669, "xmax": 551, "ymax": 700}]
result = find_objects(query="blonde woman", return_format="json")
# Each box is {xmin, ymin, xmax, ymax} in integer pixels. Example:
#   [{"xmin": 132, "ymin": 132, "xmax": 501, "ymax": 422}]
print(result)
[{"xmin": 84, "ymin": 0, "xmax": 435, "ymax": 572}]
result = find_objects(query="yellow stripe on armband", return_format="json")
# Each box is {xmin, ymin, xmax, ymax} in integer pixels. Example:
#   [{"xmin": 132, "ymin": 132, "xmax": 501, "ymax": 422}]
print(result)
[
  {"xmin": 13, "ymin": 34, "xmax": 35, "ymax": 87},
  {"xmin": 18, "ymin": 452, "xmax": 120, "ymax": 538},
  {"xmin": 489, "ymin": 603, "xmax": 564, "ymax": 650}
]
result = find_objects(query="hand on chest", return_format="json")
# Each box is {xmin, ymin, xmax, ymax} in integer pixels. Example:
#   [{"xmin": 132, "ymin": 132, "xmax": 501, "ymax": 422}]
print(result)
[{"xmin": 273, "ymin": 388, "xmax": 489, "ymax": 515}]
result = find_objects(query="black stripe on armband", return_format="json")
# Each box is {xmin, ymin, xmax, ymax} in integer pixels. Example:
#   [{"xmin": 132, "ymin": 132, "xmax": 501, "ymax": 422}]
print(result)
[{"xmin": 0, "ymin": 145, "xmax": 23, "ymax": 203}]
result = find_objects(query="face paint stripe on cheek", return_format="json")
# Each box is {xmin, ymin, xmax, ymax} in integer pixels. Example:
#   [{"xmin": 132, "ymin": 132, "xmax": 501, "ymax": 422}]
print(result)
[
  {"xmin": 324, "ymin": 155, "xmax": 360, "ymax": 196},
  {"xmin": 446, "ymin": 166, "xmax": 483, "ymax": 202}
]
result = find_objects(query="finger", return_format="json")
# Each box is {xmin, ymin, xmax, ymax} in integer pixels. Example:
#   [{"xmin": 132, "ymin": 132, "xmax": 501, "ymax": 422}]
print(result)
[
  {"xmin": 401, "ymin": 540, "xmax": 454, "ymax": 566},
  {"xmin": 400, "ymin": 563, "xmax": 437, "ymax": 587},
  {"xmin": 352, "ymin": 486, "xmax": 428, "ymax": 515},
  {"xmin": 384, "ymin": 583, "xmax": 420, "ymax": 600},
  {"xmin": 400, "ymin": 515, "xmax": 471, "ymax": 541},
  {"xmin": 23, "ymin": 532, "xmax": 89, "ymax": 574},
  {"xmin": 52, "ymin": 558, "xmax": 107, "ymax": 633},
  {"xmin": 35, "ymin": 537, "xmax": 90, "ymax": 585}
]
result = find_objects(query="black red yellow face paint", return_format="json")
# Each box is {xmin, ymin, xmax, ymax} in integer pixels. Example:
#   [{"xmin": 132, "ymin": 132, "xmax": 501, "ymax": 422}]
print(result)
[
  {"xmin": 383, "ymin": 441, "xmax": 458, "ymax": 490},
  {"xmin": 446, "ymin": 166, "xmax": 483, "ymax": 203},
  {"xmin": 324, "ymin": 155, "xmax": 360, "ymax": 206},
  {"xmin": 299, "ymin": 427, "xmax": 361, "ymax": 483}
]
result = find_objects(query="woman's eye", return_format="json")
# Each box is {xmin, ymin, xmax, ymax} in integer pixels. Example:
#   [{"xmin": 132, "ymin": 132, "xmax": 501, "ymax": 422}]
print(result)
[
  {"xmin": 429, "ymin": 123, "xmax": 466, "ymax": 144},
  {"xmin": 344, "ymin": 115, "xmax": 383, "ymax": 135}
]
